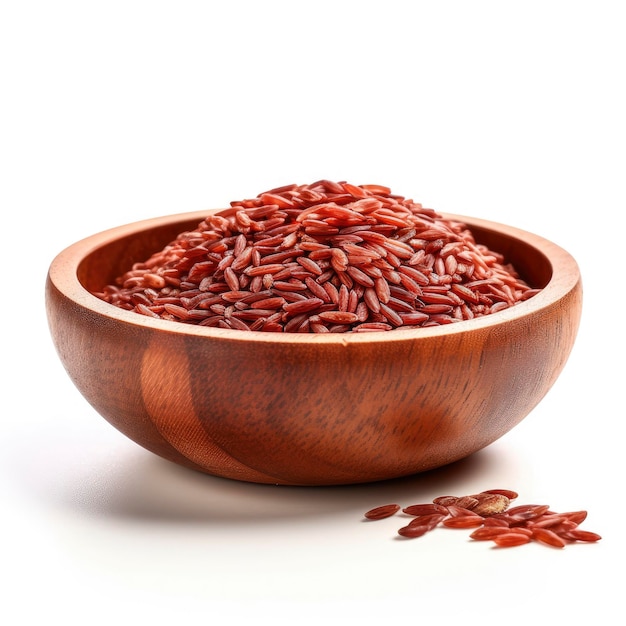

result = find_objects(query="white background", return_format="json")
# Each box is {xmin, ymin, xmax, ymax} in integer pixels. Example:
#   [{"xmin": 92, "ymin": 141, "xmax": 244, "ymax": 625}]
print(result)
[{"xmin": 1, "ymin": 1, "xmax": 624, "ymax": 624}]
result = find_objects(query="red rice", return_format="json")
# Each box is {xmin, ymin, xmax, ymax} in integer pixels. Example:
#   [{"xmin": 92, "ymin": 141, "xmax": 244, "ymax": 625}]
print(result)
[
  {"xmin": 365, "ymin": 489, "xmax": 601, "ymax": 548},
  {"xmin": 94, "ymin": 181, "xmax": 541, "ymax": 332}
]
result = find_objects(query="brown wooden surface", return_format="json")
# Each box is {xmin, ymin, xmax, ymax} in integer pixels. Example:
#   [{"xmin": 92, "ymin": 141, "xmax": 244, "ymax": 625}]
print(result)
[{"xmin": 45, "ymin": 211, "xmax": 583, "ymax": 485}]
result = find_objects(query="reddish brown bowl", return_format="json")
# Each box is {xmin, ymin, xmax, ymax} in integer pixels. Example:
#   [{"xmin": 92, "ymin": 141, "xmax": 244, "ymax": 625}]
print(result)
[{"xmin": 45, "ymin": 210, "xmax": 582, "ymax": 485}]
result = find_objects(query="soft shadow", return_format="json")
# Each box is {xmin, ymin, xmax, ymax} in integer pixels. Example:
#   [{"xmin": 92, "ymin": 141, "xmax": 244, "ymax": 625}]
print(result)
[
  {"xmin": 57, "ymin": 445, "xmax": 519, "ymax": 525},
  {"xmin": 7, "ymin": 414, "xmax": 526, "ymax": 526}
]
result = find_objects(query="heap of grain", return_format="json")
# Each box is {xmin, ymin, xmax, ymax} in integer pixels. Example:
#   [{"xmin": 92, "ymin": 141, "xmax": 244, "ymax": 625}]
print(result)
[{"xmin": 95, "ymin": 180, "xmax": 539, "ymax": 332}]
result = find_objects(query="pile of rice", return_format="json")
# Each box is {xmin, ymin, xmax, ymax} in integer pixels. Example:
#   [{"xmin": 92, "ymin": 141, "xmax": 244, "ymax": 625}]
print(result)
[{"xmin": 95, "ymin": 180, "xmax": 539, "ymax": 332}]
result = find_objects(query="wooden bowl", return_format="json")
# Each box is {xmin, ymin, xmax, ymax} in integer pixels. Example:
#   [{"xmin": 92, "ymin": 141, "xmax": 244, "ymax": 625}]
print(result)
[{"xmin": 45, "ymin": 211, "xmax": 582, "ymax": 486}]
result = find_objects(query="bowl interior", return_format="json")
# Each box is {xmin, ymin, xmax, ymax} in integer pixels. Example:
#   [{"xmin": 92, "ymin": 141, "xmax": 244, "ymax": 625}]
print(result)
[
  {"xmin": 77, "ymin": 212, "xmax": 552, "ymax": 299},
  {"xmin": 77, "ymin": 218, "xmax": 202, "ymax": 294},
  {"xmin": 470, "ymin": 223, "xmax": 551, "ymax": 289}
]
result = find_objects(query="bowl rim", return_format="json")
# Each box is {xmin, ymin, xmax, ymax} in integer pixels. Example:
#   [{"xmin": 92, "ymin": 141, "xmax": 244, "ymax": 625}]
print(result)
[{"xmin": 47, "ymin": 210, "xmax": 581, "ymax": 345}]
